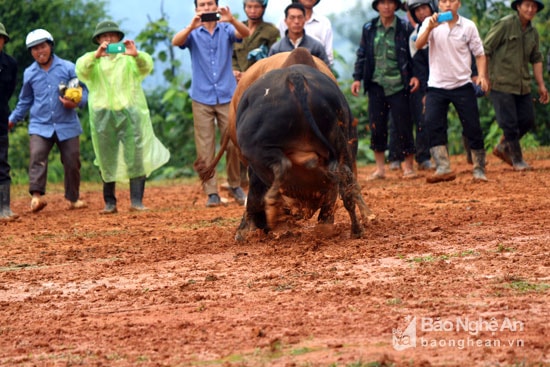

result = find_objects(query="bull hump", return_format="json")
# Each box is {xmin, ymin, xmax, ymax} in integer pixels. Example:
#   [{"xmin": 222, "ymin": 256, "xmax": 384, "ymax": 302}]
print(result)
[{"xmin": 281, "ymin": 48, "xmax": 318, "ymax": 69}]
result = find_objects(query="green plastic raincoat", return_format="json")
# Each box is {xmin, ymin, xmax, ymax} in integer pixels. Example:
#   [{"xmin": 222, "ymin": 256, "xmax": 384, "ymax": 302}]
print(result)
[{"xmin": 76, "ymin": 51, "xmax": 170, "ymax": 182}]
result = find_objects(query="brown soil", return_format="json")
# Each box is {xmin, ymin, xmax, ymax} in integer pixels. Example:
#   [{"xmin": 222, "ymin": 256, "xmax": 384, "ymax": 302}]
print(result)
[{"xmin": 1, "ymin": 151, "xmax": 549, "ymax": 367}]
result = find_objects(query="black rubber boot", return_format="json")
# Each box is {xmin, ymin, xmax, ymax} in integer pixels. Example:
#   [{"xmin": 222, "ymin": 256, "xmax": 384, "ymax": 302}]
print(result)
[
  {"xmin": 130, "ymin": 176, "xmax": 148, "ymax": 211},
  {"xmin": 102, "ymin": 181, "xmax": 117, "ymax": 214},
  {"xmin": 508, "ymin": 140, "xmax": 531, "ymax": 171},
  {"xmin": 492, "ymin": 135, "xmax": 513, "ymax": 166},
  {"xmin": 471, "ymin": 149, "xmax": 488, "ymax": 182},
  {"xmin": 427, "ymin": 145, "xmax": 456, "ymax": 183},
  {"xmin": 0, "ymin": 183, "xmax": 19, "ymax": 222}
]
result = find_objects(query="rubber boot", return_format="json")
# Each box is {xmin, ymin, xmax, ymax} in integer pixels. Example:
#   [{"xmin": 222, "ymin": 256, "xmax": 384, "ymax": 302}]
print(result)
[
  {"xmin": 507, "ymin": 140, "xmax": 531, "ymax": 171},
  {"xmin": 0, "ymin": 183, "xmax": 19, "ymax": 222},
  {"xmin": 129, "ymin": 176, "xmax": 148, "ymax": 211},
  {"xmin": 427, "ymin": 145, "xmax": 456, "ymax": 183},
  {"xmin": 492, "ymin": 136, "xmax": 513, "ymax": 166},
  {"xmin": 471, "ymin": 149, "xmax": 488, "ymax": 182},
  {"xmin": 462, "ymin": 135, "xmax": 473, "ymax": 165},
  {"xmin": 102, "ymin": 181, "xmax": 117, "ymax": 214}
]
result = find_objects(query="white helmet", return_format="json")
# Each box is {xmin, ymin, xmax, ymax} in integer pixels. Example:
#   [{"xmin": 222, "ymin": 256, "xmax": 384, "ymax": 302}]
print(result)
[{"xmin": 26, "ymin": 29, "xmax": 54, "ymax": 49}]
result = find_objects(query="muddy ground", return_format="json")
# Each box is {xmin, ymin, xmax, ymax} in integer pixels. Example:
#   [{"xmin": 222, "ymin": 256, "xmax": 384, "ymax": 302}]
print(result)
[{"xmin": 0, "ymin": 150, "xmax": 549, "ymax": 367}]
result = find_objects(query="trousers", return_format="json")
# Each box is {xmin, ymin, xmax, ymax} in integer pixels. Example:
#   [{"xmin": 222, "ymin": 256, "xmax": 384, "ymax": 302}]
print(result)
[{"xmin": 28, "ymin": 134, "xmax": 81, "ymax": 202}]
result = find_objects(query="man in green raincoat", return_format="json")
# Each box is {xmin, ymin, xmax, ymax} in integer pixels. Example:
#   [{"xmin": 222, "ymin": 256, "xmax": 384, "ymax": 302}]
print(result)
[{"xmin": 76, "ymin": 21, "xmax": 170, "ymax": 214}]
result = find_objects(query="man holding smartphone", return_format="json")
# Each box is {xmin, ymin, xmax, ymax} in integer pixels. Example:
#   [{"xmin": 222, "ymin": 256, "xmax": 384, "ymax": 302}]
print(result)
[{"xmin": 172, "ymin": 0, "xmax": 250, "ymax": 208}]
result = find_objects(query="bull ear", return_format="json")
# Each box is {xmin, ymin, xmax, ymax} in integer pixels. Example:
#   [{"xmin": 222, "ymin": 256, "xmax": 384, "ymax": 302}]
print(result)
[{"xmin": 281, "ymin": 48, "xmax": 317, "ymax": 69}]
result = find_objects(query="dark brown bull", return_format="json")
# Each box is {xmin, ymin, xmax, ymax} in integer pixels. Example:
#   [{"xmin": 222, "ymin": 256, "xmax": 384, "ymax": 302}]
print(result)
[
  {"xmin": 234, "ymin": 62, "xmax": 371, "ymax": 241},
  {"xmin": 195, "ymin": 48, "xmax": 336, "ymax": 180}
]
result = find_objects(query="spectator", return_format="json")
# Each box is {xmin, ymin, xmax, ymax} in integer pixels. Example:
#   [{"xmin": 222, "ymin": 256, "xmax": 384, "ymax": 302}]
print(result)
[
  {"xmin": 484, "ymin": 0, "xmax": 549, "ymax": 171},
  {"xmin": 232, "ymin": 0, "xmax": 279, "ymax": 83},
  {"xmin": 415, "ymin": 0, "xmax": 489, "ymax": 183},
  {"xmin": 270, "ymin": 3, "xmax": 330, "ymax": 67},
  {"xmin": 172, "ymin": 0, "xmax": 249, "ymax": 208},
  {"xmin": 9, "ymin": 29, "xmax": 88, "ymax": 212},
  {"xmin": 278, "ymin": 0, "xmax": 334, "ymax": 66},
  {"xmin": 351, "ymin": 0, "xmax": 420, "ymax": 180},
  {"xmin": 405, "ymin": 0, "xmax": 436, "ymax": 171},
  {"xmin": 232, "ymin": 0, "xmax": 279, "ymax": 189},
  {"xmin": 76, "ymin": 21, "xmax": 170, "ymax": 214},
  {"xmin": 0, "ymin": 22, "xmax": 18, "ymax": 221}
]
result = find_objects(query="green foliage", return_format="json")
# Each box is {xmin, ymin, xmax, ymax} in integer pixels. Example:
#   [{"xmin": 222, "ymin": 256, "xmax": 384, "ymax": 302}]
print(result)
[
  {"xmin": 146, "ymin": 78, "xmax": 197, "ymax": 179},
  {"xmin": 4, "ymin": 0, "xmax": 550, "ymax": 184},
  {"xmin": 1, "ymin": 0, "xmax": 108, "ymax": 93}
]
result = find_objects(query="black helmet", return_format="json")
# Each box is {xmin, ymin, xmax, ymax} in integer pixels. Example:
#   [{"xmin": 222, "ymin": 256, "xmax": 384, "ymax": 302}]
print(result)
[
  {"xmin": 243, "ymin": 0, "xmax": 268, "ymax": 6},
  {"xmin": 511, "ymin": 0, "xmax": 544, "ymax": 12},
  {"xmin": 372, "ymin": 0, "xmax": 402, "ymax": 12},
  {"xmin": 407, "ymin": 0, "xmax": 437, "ymax": 24},
  {"xmin": 292, "ymin": 0, "xmax": 321, "ymax": 6}
]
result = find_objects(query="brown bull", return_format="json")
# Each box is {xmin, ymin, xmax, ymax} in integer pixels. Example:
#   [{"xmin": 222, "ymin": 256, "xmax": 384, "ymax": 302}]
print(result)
[
  {"xmin": 234, "ymin": 63, "xmax": 371, "ymax": 240},
  {"xmin": 195, "ymin": 48, "xmax": 336, "ymax": 180}
]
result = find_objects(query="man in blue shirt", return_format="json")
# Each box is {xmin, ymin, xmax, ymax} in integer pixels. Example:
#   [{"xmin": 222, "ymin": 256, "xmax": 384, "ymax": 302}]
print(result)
[
  {"xmin": 172, "ymin": 0, "xmax": 249, "ymax": 208},
  {"xmin": 9, "ymin": 29, "xmax": 88, "ymax": 212}
]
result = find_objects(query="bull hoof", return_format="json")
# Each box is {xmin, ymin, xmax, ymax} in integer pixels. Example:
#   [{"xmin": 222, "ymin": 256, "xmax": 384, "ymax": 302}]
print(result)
[{"xmin": 235, "ymin": 231, "xmax": 246, "ymax": 242}]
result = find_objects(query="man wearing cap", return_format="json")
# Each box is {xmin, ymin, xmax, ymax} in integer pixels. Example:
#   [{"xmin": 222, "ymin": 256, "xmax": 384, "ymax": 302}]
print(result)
[
  {"xmin": 278, "ymin": 0, "xmax": 334, "ymax": 66},
  {"xmin": 484, "ymin": 0, "xmax": 549, "ymax": 171},
  {"xmin": 9, "ymin": 28, "xmax": 88, "ymax": 213},
  {"xmin": 351, "ymin": 0, "xmax": 420, "ymax": 180},
  {"xmin": 0, "ymin": 23, "xmax": 18, "ymax": 221},
  {"xmin": 76, "ymin": 21, "xmax": 170, "ymax": 214}
]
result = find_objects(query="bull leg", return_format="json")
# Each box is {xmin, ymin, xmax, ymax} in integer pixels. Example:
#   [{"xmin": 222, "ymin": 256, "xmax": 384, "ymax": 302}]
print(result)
[
  {"xmin": 317, "ymin": 161, "xmax": 339, "ymax": 225},
  {"xmin": 236, "ymin": 168, "xmax": 268, "ymax": 242},
  {"xmin": 339, "ymin": 164, "xmax": 366, "ymax": 238},
  {"xmin": 264, "ymin": 156, "xmax": 292, "ymax": 231}
]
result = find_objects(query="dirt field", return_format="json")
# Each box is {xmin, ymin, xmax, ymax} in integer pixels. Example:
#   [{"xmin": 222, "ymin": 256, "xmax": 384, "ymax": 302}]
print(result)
[{"xmin": 1, "ymin": 150, "xmax": 549, "ymax": 367}]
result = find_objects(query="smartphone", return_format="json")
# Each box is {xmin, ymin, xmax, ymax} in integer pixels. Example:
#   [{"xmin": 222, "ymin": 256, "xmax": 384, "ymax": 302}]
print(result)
[
  {"xmin": 200, "ymin": 12, "xmax": 220, "ymax": 22},
  {"xmin": 106, "ymin": 43, "xmax": 126, "ymax": 54},
  {"xmin": 437, "ymin": 11, "xmax": 453, "ymax": 23}
]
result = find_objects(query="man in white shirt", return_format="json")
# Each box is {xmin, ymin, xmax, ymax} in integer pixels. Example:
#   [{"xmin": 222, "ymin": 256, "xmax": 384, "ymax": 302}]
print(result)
[
  {"xmin": 278, "ymin": 0, "xmax": 334, "ymax": 66},
  {"xmin": 415, "ymin": 0, "xmax": 489, "ymax": 183}
]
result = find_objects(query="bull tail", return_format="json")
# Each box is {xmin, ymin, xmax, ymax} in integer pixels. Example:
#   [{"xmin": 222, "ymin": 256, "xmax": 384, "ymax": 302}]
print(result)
[
  {"xmin": 194, "ymin": 131, "xmax": 231, "ymax": 183},
  {"xmin": 287, "ymin": 72, "xmax": 336, "ymax": 160}
]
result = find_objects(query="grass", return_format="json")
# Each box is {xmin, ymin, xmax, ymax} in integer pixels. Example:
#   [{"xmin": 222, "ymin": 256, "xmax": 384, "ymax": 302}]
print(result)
[
  {"xmin": 496, "ymin": 243, "xmax": 516, "ymax": 253},
  {"xmin": 402, "ymin": 249, "xmax": 478, "ymax": 263},
  {"xmin": 505, "ymin": 280, "xmax": 549, "ymax": 293}
]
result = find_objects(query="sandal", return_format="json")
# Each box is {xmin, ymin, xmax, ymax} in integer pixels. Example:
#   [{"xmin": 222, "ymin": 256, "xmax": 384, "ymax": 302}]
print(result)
[
  {"xmin": 402, "ymin": 171, "xmax": 419, "ymax": 179},
  {"xmin": 368, "ymin": 171, "xmax": 386, "ymax": 181}
]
